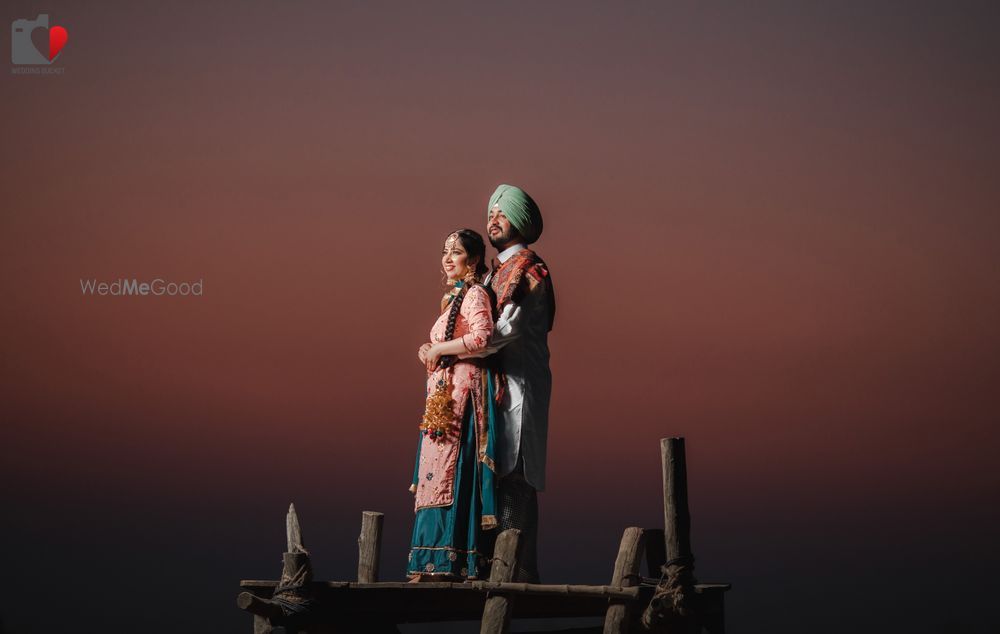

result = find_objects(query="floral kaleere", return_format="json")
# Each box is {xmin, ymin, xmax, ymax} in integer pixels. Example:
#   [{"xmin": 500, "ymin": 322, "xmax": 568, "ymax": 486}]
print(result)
[
  {"xmin": 420, "ymin": 373, "xmax": 456, "ymax": 440},
  {"xmin": 418, "ymin": 281, "xmax": 467, "ymax": 442}
]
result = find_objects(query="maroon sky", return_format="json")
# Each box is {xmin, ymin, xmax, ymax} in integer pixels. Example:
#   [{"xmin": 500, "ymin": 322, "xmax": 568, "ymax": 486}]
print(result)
[{"xmin": 2, "ymin": 2, "xmax": 999, "ymax": 633}]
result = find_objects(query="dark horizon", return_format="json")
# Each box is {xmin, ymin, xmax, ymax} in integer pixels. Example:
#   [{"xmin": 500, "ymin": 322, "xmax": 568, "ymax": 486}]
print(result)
[{"xmin": 2, "ymin": 1, "xmax": 999, "ymax": 633}]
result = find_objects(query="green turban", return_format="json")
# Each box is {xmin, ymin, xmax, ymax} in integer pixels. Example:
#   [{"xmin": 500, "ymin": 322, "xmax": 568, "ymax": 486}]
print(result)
[{"xmin": 487, "ymin": 184, "xmax": 543, "ymax": 244}]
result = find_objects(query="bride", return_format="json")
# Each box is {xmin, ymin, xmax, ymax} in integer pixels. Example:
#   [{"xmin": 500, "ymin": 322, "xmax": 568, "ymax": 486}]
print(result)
[{"xmin": 408, "ymin": 229, "xmax": 499, "ymax": 581}]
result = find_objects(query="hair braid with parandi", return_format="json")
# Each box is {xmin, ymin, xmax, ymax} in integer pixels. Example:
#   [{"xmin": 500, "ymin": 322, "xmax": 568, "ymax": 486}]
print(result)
[{"xmin": 438, "ymin": 284, "xmax": 468, "ymax": 369}]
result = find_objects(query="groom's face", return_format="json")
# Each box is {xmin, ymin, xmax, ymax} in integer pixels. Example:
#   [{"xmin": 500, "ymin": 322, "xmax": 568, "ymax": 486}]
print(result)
[{"xmin": 487, "ymin": 205, "xmax": 520, "ymax": 249}]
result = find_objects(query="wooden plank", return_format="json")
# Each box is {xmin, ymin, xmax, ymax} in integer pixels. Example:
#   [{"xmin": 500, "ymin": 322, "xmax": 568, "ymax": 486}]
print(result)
[
  {"xmin": 357, "ymin": 511, "xmax": 384, "ymax": 583},
  {"xmin": 480, "ymin": 528, "xmax": 522, "ymax": 634},
  {"xmin": 240, "ymin": 579, "xmax": 688, "ymax": 599},
  {"xmin": 234, "ymin": 578, "xmax": 727, "ymax": 625},
  {"xmin": 241, "ymin": 580, "xmax": 641, "ymax": 599},
  {"xmin": 239, "ymin": 581, "xmax": 655, "ymax": 623},
  {"xmin": 518, "ymin": 629, "xmax": 602, "ymax": 634},
  {"xmin": 603, "ymin": 527, "xmax": 645, "ymax": 634}
]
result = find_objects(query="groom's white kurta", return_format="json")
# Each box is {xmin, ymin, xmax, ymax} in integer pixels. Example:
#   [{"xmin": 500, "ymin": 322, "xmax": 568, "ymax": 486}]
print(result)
[{"xmin": 478, "ymin": 243, "xmax": 553, "ymax": 491}]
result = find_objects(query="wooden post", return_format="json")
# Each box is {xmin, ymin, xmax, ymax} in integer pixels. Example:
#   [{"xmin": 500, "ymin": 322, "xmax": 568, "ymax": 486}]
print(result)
[
  {"xmin": 252, "ymin": 614, "xmax": 269, "ymax": 634},
  {"xmin": 277, "ymin": 504, "xmax": 312, "ymax": 634},
  {"xmin": 240, "ymin": 504, "xmax": 314, "ymax": 633},
  {"xmin": 661, "ymin": 438, "xmax": 693, "ymax": 568},
  {"xmin": 287, "ymin": 503, "xmax": 306, "ymax": 554},
  {"xmin": 603, "ymin": 527, "xmax": 645, "ymax": 634},
  {"xmin": 638, "ymin": 437, "xmax": 699, "ymax": 632},
  {"xmin": 280, "ymin": 504, "xmax": 312, "ymax": 591},
  {"xmin": 643, "ymin": 528, "xmax": 666, "ymax": 579},
  {"xmin": 480, "ymin": 528, "xmax": 522, "ymax": 634},
  {"xmin": 358, "ymin": 511, "xmax": 384, "ymax": 583},
  {"xmin": 281, "ymin": 552, "xmax": 311, "ymax": 583}
]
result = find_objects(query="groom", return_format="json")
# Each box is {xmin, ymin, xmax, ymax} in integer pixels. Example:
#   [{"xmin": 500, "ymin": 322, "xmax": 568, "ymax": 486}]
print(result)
[{"xmin": 475, "ymin": 184, "xmax": 555, "ymax": 583}]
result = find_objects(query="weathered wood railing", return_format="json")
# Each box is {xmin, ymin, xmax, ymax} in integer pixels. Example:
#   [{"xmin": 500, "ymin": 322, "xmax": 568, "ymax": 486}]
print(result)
[{"xmin": 237, "ymin": 437, "xmax": 730, "ymax": 634}]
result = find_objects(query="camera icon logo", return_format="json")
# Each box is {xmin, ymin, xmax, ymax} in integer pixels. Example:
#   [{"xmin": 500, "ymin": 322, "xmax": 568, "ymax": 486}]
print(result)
[{"xmin": 11, "ymin": 14, "xmax": 68, "ymax": 65}]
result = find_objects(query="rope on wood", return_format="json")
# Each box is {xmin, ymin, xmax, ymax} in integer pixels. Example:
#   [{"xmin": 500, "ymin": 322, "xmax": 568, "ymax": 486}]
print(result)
[
  {"xmin": 275, "ymin": 563, "xmax": 309, "ymax": 599},
  {"xmin": 270, "ymin": 555, "xmax": 316, "ymax": 620},
  {"xmin": 641, "ymin": 556, "xmax": 697, "ymax": 630}
]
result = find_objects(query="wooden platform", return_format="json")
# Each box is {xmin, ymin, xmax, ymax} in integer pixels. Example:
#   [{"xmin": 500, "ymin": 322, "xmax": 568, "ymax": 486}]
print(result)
[
  {"xmin": 239, "ymin": 580, "xmax": 729, "ymax": 624},
  {"xmin": 236, "ymin": 438, "xmax": 731, "ymax": 633}
]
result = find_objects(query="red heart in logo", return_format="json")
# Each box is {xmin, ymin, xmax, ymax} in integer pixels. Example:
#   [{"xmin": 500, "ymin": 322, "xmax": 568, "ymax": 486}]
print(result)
[{"xmin": 49, "ymin": 25, "xmax": 68, "ymax": 61}]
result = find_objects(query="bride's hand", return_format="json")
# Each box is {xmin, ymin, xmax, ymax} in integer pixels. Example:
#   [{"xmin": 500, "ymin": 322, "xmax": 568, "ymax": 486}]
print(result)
[
  {"xmin": 417, "ymin": 342, "xmax": 432, "ymax": 365},
  {"xmin": 425, "ymin": 343, "xmax": 444, "ymax": 371}
]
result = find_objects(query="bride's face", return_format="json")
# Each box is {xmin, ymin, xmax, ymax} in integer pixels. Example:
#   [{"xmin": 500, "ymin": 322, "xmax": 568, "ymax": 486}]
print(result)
[{"xmin": 442, "ymin": 235, "xmax": 471, "ymax": 284}]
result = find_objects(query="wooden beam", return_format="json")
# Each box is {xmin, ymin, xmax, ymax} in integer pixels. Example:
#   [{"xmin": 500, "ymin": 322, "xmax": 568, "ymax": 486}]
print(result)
[
  {"xmin": 477, "ymin": 582, "xmax": 639, "ymax": 599},
  {"xmin": 480, "ymin": 528, "xmax": 522, "ymax": 634},
  {"xmin": 236, "ymin": 592, "xmax": 285, "ymax": 634},
  {"xmin": 237, "ymin": 592, "xmax": 283, "ymax": 619},
  {"xmin": 241, "ymin": 580, "xmax": 642, "ymax": 598},
  {"xmin": 235, "ymin": 581, "xmax": 736, "ymax": 626},
  {"xmin": 603, "ymin": 527, "xmax": 645, "ymax": 634},
  {"xmin": 237, "ymin": 579, "xmax": 665, "ymax": 623},
  {"xmin": 242, "ymin": 581, "xmax": 643, "ymax": 596},
  {"xmin": 358, "ymin": 511, "xmax": 384, "ymax": 583}
]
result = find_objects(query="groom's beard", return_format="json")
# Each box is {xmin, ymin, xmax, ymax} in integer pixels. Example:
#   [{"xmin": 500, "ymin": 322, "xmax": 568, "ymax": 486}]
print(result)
[{"xmin": 488, "ymin": 226, "xmax": 518, "ymax": 249}]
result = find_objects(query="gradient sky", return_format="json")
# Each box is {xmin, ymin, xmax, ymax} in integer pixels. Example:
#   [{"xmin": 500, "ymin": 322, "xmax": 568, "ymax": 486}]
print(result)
[{"xmin": 2, "ymin": 2, "xmax": 999, "ymax": 633}]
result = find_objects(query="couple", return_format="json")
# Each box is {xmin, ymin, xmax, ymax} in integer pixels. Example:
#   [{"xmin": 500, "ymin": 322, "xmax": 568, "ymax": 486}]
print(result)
[{"xmin": 407, "ymin": 184, "xmax": 555, "ymax": 583}]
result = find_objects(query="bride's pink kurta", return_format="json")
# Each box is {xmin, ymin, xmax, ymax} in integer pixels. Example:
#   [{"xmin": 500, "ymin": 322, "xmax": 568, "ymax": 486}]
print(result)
[{"xmin": 414, "ymin": 284, "xmax": 493, "ymax": 510}]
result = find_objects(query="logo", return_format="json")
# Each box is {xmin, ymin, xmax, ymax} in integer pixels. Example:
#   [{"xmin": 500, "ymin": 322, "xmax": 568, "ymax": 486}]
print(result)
[
  {"xmin": 11, "ymin": 14, "xmax": 68, "ymax": 65},
  {"xmin": 79, "ymin": 278, "xmax": 206, "ymax": 297}
]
